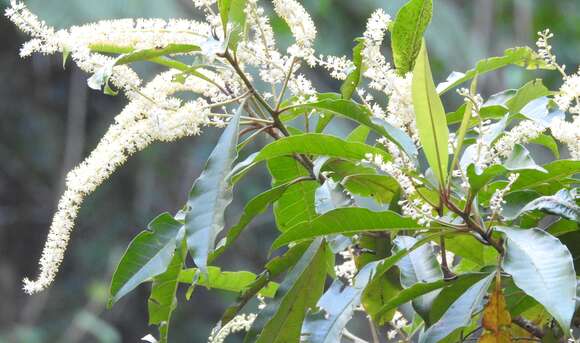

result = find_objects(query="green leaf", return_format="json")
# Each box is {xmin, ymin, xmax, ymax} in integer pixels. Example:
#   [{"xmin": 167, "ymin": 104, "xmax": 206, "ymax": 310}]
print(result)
[
  {"xmin": 393, "ymin": 236, "xmax": 443, "ymax": 322},
  {"xmin": 268, "ymin": 157, "xmax": 318, "ymax": 232},
  {"xmin": 218, "ymin": 0, "xmax": 232, "ymax": 36},
  {"xmin": 346, "ymin": 125, "xmax": 371, "ymax": 143},
  {"xmin": 342, "ymin": 174, "xmax": 399, "ymax": 205},
  {"xmin": 184, "ymin": 104, "xmax": 242, "ymax": 273},
  {"xmin": 419, "ymin": 273, "xmax": 495, "ymax": 343},
  {"xmin": 374, "ymin": 273, "xmax": 487, "ymax": 320},
  {"xmin": 255, "ymin": 133, "xmax": 390, "ymax": 168},
  {"xmin": 496, "ymin": 226, "xmax": 576, "ymax": 332},
  {"xmin": 281, "ymin": 98, "xmax": 418, "ymax": 161},
  {"xmin": 428, "ymin": 273, "xmax": 490, "ymax": 324},
  {"xmin": 272, "ymin": 208, "xmax": 424, "ymax": 249},
  {"xmin": 341, "ymin": 38, "xmax": 365, "ymax": 99},
  {"xmin": 437, "ymin": 47, "xmax": 554, "ymax": 94},
  {"xmin": 506, "ymin": 79, "xmax": 550, "ymax": 114},
  {"xmin": 364, "ymin": 232, "xmax": 461, "ymax": 316},
  {"xmin": 147, "ymin": 242, "xmax": 184, "ymax": 343},
  {"xmin": 209, "ymin": 182, "xmax": 294, "ymax": 261},
  {"xmin": 178, "ymin": 266, "xmax": 278, "ymax": 297},
  {"xmin": 443, "ymin": 235, "xmax": 497, "ymax": 267},
  {"xmin": 508, "ymin": 188, "xmax": 579, "ymax": 221},
  {"xmin": 218, "ymin": 0, "xmax": 247, "ymax": 49},
  {"xmin": 511, "ymin": 159, "xmax": 580, "ymax": 192},
  {"xmin": 245, "ymin": 239, "xmax": 327, "ymax": 343},
  {"xmin": 412, "ymin": 41, "xmax": 450, "ymax": 186},
  {"xmin": 391, "ymin": 0, "xmax": 433, "ymax": 75},
  {"xmin": 114, "ymin": 44, "xmax": 201, "ymax": 65},
  {"xmin": 109, "ymin": 213, "xmax": 183, "ymax": 305},
  {"xmin": 466, "ymin": 144, "xmax": 547, "ymax": 193},
  {"xmin": 530, "ymin": 134, "xmax": 560, "ymax": 158},
  {"xmin": 301, "ymin": 262, "xmax": 378, "ymax": 343},
  {"xmin": 220, "ymin": 242, "xmax": 311, "ymax": 324},
  {"xmin": 449, "ymin": 77, "xmax": 477, "ymax": 179},
  {"xmin": 234, "ymin": 134, "xmax": 391, "ymax": 179}
]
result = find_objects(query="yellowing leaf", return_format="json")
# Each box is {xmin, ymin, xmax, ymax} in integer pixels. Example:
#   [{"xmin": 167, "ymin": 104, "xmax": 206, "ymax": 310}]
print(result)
[{"xmin": 478, "ymin": 275, "xmax": 512, "ymax": 343}]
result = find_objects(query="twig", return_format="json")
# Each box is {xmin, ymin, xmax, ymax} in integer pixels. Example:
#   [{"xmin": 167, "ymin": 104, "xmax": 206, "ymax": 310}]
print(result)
[{"xmin": 513, "ymin": 316, "xmax": 545, "ymax": 338}]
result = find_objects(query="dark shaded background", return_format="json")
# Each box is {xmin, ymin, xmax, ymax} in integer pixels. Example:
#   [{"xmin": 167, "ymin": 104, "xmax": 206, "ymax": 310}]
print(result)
[{"xmin": 0, "ymin": 1, "xmax": 578, "ymax": 342}]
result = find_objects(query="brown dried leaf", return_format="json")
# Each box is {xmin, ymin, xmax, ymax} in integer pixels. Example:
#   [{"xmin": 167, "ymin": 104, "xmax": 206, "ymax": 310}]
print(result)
[{"xmin": 478, "ymin": 274, "xmax": 512, "ymax": 343}]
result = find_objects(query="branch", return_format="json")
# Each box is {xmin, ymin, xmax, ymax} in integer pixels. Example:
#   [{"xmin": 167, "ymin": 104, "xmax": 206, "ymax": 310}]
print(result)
[{"xmin": 513, "ymin": 316, "xmax": 545, "ymax": 339}]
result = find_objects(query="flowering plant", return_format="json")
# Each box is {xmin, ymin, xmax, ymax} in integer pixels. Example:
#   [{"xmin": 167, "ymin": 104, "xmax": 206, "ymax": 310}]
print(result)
[{"xmin": 7, "ymin": 0, "xmax": 580, "ymax": 342}]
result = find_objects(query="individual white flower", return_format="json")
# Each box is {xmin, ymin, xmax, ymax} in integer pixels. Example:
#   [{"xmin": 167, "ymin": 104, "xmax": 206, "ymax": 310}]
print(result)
[
  {"xmin": 207, "ymin": 313, "xmax": 257, "ymax": 343},
  {"xmin": 365, "ymin": 153, "xmax": 436, "ymax": 225}
]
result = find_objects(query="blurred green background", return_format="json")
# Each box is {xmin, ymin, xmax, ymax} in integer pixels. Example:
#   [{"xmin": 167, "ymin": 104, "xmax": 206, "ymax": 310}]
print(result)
[{"xmin": 0, "ymin": 1, "xmax": 578, "ymax": 342}]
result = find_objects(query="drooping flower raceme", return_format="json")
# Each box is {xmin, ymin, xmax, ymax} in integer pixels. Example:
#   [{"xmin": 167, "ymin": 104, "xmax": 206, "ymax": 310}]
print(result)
[
  {"xmin": 21, "ymin": 69, "xmax": 231, "ymax": 294},
  {"xmin": 5, "ymin": 0, "xmax": 325, "ymax": 294}
]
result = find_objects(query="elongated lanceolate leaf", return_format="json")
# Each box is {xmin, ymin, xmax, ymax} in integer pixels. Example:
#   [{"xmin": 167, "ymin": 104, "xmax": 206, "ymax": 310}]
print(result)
[
  {"xmin": 301, "ymin": 262, "xmax": 378, "ymax": 343},
  {"xmin": 247, "ymin": 133, "xmax": 391, "ymax": 171},
  {"xmin": 280, "ymin": 99, "xmax": 418, "ymax": 161},
  {"xmin": 419, "ymin": 273, "xmax": 495, "ymax": 343},
  {"xmin": 184, "ymin": 105, "xmax": 242, "ymax": 273},
  {"xmin": 412, "ymin": 41, "xmax": 449, "ymax": 186},
  {"xmin": 245, "ymin": 239, "xmax": 327, "ymax": 343},
  {"xmin": 272, "ymin": 208, "xmax": 422, "ymax": 249},
  {"xmin": 109, "ymin": 213, "xmax": 183, "ymax": 305},
  {"xmin": 178, "ymin": 266, "xmax": 278, "ymax": 297},
  {"xmin": 496, "ymin": 227, "xmax": 576, "ymax": 332},
  {"xmin": 391, "ymin": 0, "xmax": 433, "ymax": 75}
]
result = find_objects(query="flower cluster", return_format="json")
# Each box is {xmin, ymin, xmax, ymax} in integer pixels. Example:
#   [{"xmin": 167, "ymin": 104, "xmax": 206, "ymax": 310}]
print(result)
[
  {"xmin": 22, "ymin": 69, "xmax": 233, "ymax": 293},
  {"xmin": 536, "ymin": 29, "xmax": 560, "ymax": 70},
  {"xmin": 492, "ymin": 120, "xmax": 545, "ymax": 158},
  {"xmin": 356, "ymin": 10, "xmax": 417, "ymax": 136},
  {"xmin": 365, "ymin": 153, "xmax": 436, "ymax": 226},
  {"xmin": 555, "ymin": 69, "xmax": 580, "ymax": 115},
  {"xmin": 550, "ymin": 116, "xmax": 580, "ymax": 159},
  {"xmin": 207, "ymin": 313, "xmax": 257, "ymax": 343},
  {"xmin": 489, "ymin": 173, "xmax": 519, "ymax": 218}
]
